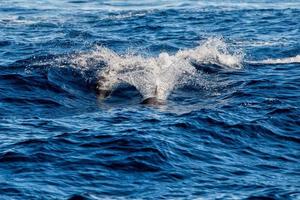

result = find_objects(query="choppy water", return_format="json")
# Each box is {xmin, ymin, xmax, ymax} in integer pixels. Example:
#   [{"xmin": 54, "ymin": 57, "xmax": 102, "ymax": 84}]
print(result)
[{"xmin": 1, "ymin": 0, "xmax": 300, "ymax": 199}]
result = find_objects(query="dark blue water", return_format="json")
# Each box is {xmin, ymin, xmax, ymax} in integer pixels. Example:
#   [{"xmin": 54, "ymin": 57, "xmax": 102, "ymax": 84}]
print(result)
[{"xmin": 1, "ymin": 1, "xmax": 300, "ymax": 199}]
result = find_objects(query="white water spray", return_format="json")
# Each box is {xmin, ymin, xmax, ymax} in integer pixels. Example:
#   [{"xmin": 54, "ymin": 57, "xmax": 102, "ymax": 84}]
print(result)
[
  {"xmin": 248, "ymin": 55, "xmax": 300, "ymax": 65},
  {"xmin": 61, "ymin": 38, "xmax": 243, "ymax": 100}
]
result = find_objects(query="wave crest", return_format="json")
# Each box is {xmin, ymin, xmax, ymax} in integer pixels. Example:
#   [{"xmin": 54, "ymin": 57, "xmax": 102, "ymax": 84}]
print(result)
[{"xmin": 248, "ymin": 55, "xmax": 300, "ymax": 65}]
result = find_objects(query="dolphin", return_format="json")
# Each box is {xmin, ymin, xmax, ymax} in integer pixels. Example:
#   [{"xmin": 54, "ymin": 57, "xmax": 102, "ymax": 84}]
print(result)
[
  {"xmin": 97, "ymin": 89, "xmax": 111, "ymax": 99},
  {"xmin": 96, "ymin": 75, "xmax": 113, "ymax": 99},
  {"xmin": 140, "ymin": 97, "xmax": 165, "ymax": 105},
  {"xmin": 140, "ymin": 86, "xmax": 165, "ymax": 105},
  {"xmin": 96, "ymin": 83, "xmax": 165, "ymax": 105}
]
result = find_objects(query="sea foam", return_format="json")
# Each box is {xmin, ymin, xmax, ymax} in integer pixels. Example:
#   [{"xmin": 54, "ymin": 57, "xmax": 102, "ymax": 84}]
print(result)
[{"xmin": 248, "ymin": 55, "xmax": 300, "ymax": 65}]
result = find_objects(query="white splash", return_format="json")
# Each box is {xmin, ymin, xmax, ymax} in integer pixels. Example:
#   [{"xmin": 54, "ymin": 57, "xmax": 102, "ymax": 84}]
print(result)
[
  {"xmin": 249, "ymin": 55, "xmax": 300, "ymax": 65},
  {"xmin": 177, "ymin": 38, "xmax": 243, "ymax": 69},
  {"xmin": 63, "ymin": 38, "xmax": 243, "ymax": 100}
]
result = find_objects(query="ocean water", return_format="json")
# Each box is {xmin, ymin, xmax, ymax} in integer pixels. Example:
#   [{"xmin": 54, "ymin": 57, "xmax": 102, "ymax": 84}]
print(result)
[{"xmin": 0, "ymin": 0, "xmax": 300, "ymax": 199}]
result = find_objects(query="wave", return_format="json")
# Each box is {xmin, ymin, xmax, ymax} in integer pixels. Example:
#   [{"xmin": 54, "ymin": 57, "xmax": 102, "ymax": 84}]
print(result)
[
  {"xmin": 57, "ymin": 38, "xmax": 243, "ymax": 101},
  {"xmin": 248, "ymin": 55, "xmax": 300, "ymax": 65}
]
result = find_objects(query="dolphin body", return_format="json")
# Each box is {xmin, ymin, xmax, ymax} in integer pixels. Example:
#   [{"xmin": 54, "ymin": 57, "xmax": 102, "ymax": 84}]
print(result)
[
  {"xmin": 140, "ymin": 86, "xmax": 165, "ymax": 105},
  {"xmin": 97, "ymin": 84, "xmax": 165, "ymax": 105},
  {"xmin": 96, "ymin": 89, "xmax": 111, "ymax": 99},
  {"xmin": 140, "ymin": 97, "xmax": 165, "ymax": 105}
]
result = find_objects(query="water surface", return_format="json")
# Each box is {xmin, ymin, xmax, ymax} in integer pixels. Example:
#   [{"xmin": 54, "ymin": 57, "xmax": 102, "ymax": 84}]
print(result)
[{"xmin": 0, "ymin": 0, "xmax": 300, "ymax": 199}]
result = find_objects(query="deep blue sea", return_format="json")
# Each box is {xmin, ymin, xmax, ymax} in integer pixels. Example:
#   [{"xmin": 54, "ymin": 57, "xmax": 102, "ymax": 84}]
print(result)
[{"xmin": 1, "ymin": 0, "xmax": 300, "ymax": 199}]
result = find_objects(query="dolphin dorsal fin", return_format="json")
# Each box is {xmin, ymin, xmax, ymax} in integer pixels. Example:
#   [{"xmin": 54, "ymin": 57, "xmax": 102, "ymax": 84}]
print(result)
[{"xmin": 154, "ymin": 85, "xmax": 158, "ymax": 96}]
